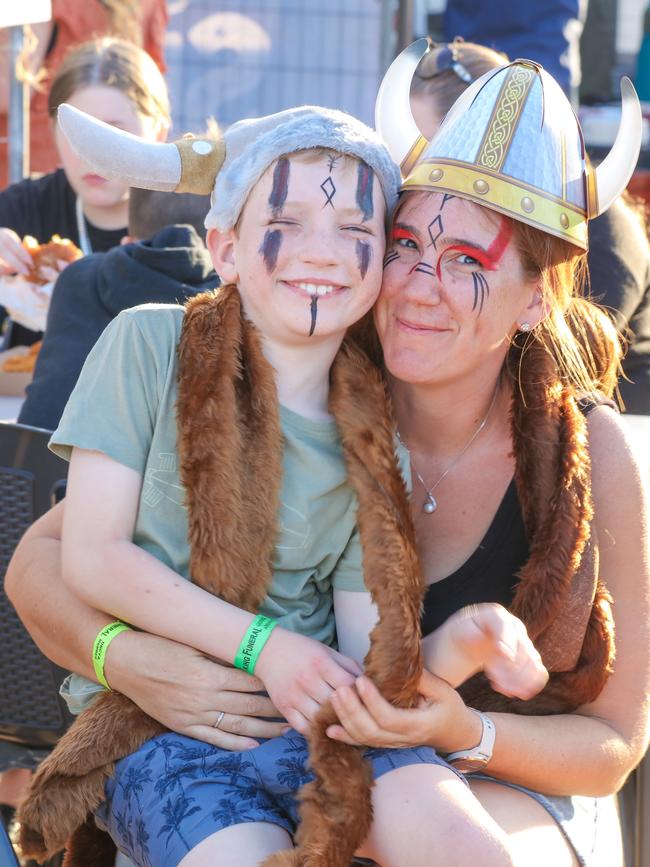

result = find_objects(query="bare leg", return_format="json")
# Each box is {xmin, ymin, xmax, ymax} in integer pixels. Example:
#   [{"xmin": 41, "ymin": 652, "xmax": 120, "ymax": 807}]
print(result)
[
  {"xmin": 470, "ymin": 779, "xmax": 605, "ymax": 867},
  {"xmin": 0, "ymin": 769, "xmax": 32, "ymax": 808},
  {"xmin": 178, "ymin": 822, "xmax": 292, "ymax": 867},
  {"xmin": 357, "ymin": 764, "xmax": 515, "ymax": 867}
]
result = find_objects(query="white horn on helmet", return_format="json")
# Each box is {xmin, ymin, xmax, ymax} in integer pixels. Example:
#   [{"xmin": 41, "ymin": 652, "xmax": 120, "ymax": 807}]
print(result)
[
  {"xmin": 57, "ymin": 104, "xmax": 224, "ymax": 196},
  {"xmin": 590, "ymin": 77, "xmax": 643, "ymax": 217},
  {"xmin": 375, "ymin": 37, "xmax": 430, "ymax": 176}
]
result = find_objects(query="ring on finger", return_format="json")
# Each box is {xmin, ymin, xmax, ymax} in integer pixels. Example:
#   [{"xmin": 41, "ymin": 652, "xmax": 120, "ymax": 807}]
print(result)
[{"xmin": 213, "ymin": 711, "xmax": 226, "ymax": 730}]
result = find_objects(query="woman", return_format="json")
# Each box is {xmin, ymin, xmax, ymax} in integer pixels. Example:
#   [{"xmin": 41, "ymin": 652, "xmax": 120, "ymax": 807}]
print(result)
[{"xmin": 7, "ymin": 54, "xmax": 650, "ymax": 867}]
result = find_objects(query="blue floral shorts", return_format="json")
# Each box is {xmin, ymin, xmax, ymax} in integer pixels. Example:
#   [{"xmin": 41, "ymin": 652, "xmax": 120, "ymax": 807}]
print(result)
[{"xmin": 96, "ymin": 729, "xmax": 458, "ymax": 867}]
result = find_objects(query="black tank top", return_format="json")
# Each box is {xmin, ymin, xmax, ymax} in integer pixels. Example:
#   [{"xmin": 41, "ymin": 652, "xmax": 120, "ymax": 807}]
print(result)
[
  {"xmin": 420, "ymin": 478, "xmax": 528, "ymax": 635},
  {"xmin": 420, "ymin": 398, "xmax": 612, "ymax": 635}
]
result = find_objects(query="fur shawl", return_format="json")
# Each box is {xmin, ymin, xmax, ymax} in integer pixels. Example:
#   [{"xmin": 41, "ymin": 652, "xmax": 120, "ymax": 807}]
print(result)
[{"xmin": 18, "ymin": 286, "xmax": 614, "ymax": 867}]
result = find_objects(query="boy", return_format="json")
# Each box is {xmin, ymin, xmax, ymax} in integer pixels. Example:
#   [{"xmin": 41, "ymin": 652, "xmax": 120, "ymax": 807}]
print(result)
[{"xmin": 19, "ymin": 105, "xmax": 545, "ymax": 867}]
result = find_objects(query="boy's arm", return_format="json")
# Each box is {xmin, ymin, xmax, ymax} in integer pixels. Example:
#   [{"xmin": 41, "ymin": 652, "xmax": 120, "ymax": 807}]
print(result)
[
  {"xmin": 62, "ymin": 447, "xmax": 360, "ymax": 733},
  {"xmin": 333, "ymin": 589, "xmax": 377, "ymax": 666},
  {"xmin": 5, "ymin": 501, "xmax": 286, "ymax": 747}
]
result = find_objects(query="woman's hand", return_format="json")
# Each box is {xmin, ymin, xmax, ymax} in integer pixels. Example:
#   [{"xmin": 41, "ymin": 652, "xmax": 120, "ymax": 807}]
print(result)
[
  {"xmin": 327, "ymin": 670, "xmax": 481, "ymax": 754},
  {"xmin": 106, "ymin": 631, "xmax": 287, "ymax": 750},
  {"xmin": 0, "ymin": 227, "xmax": 31, "ymax": 274},
  {"xmin": 255, "ymin": 627, "xmax": 362, "ymax": 735}
]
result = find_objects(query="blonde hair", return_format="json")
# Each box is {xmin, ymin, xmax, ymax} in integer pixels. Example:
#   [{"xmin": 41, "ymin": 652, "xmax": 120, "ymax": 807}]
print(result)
[
  {"xmin": 48, "ymin": 37, "xmax": 170, "ymax": 129},
  {"xmin": 508, "ymin": 221, "xmax": 623, "ymax": 400}
]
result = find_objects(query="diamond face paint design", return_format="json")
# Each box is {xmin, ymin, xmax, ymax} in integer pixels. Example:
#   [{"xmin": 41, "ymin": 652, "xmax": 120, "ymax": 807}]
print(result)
[
  {"xmin": 472, "ymin": 271, "xmax": 490, "ymax": 313},
  {"xmin": 356, "ymin": 239, "xmax": 371, "ymax": 279},
  {"xmin": 320, "ymin": 175, "xmax": 336, "ymax": 208},
  {"xmin": 260, "ymin": 229, "xmax": 282, "ymax": 273},
  {"xmin": 269, "ymin": 157, "xmax": 290, "ymax": 217},
  {"xmin": 309, "ymin": 296, "xmax": 318, "ymax": 336},
  {"xmin": 356, "ymin": 163, "xmax": 374, "ymax": 221},
  {"xmin": 427, "ymin": 215, "xmax": 444, "ymax": 249}
]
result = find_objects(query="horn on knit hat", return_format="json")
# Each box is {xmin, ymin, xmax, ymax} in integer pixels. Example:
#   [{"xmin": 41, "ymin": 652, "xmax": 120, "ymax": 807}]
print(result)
[
  {"xmin": 57, "ymin": 103, "xmax": 224, "ymax": 196},
  {"xmin": 57, "ymin": 103, "xmax": 401, "ymax": 232}
]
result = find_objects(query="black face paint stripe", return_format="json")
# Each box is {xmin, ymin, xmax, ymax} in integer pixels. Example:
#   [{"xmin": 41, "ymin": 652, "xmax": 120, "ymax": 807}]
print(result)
[
  {"xmin": 269, "ymin": 158, "xmax": 290, "ymax": 217},
  {"xmin": 356, "ymin": 239, "xmax": 371, "ymax": 279},
  {"xmin": 356, "ymin": 163, "xmax": 374, "ymax": 221},
  {"xmin": 309, "ymin": 296, "xmax": 318, "ymax": 336},
  {"xmin": 427, "ymin": 215, "xmax": 443, "ymax": 249},
  {"xmin": 413, "ymin": 262, "xmax": 435, "ymax": 277},
  {"xmin": 439, "ymin": 194, "xmax": 455, "ymax": 210},
  {"xmin": 472, "ymin": 271, "xmax": 489, "ymax": 313},
  {"xmin": 260, "ymin": 229, "xmax": 282, "ymax": 273},
  {"xmin": 383, "ymin": 250, "xmax": 399, "ymax": 269}
]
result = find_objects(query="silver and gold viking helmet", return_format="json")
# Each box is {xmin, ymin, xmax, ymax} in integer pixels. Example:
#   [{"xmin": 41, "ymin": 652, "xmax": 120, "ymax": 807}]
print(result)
[
  {"xmin": 56, "ymin": 104, "xmax": 400, "ymax": 231},
  {"xmin": 375, "ymin": 39, "xmax": 642, "ymax": 250}
]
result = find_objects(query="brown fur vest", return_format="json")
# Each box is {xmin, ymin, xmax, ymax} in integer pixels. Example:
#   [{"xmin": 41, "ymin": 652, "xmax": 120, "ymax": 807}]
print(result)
[{"xmin": 18, "ymin": 286, "xmax": 614, "ymax": 866}]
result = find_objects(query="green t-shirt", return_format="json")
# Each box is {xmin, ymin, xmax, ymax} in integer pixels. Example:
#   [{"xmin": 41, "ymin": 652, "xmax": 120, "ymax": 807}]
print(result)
[{"xmin": 51, "ymin": 304, "xmax": 409, "ymax": 713}]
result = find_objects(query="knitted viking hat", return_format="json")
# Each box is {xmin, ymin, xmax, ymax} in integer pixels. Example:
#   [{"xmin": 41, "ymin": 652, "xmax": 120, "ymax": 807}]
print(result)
[
  {"xmin": 57, "ymin": 104, "xmax": 400, "ymax": 230},
  {"xmin": 375, "ymin": 39, "xmax": 642, "ymax": 249}
]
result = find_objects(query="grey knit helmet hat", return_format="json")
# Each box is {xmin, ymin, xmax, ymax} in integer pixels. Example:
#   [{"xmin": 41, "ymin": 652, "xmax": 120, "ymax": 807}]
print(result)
[{"xmin": 56, "ymin": 103, "xmax": 401, "ymax": 230}]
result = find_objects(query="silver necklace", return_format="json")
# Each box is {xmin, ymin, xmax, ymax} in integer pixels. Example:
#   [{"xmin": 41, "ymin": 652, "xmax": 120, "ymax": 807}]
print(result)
[{"xmin": 397, "ymin": 385, "xmax": 499, "ymax": 515}]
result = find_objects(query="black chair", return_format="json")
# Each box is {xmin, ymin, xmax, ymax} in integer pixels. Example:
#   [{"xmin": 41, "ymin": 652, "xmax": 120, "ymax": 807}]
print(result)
[{"xmin": 0, "ymin": 421, "xmax": 70, "ymax": 864}]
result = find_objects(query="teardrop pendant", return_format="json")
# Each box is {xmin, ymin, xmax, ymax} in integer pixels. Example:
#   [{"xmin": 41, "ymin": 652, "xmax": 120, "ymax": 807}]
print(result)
[{"xmin": 422, "ymin": 494, "xmax": 437, "ymax": 514}]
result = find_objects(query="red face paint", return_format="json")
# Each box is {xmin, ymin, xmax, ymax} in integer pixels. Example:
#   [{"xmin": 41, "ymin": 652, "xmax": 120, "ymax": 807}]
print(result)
[
  {"xmin": 391, "ymin": 226, "xmax": 417, "ymax": 244},
  {"xmin": 434, "ymin": 218, "xmax": 513, "ymax": 281}
]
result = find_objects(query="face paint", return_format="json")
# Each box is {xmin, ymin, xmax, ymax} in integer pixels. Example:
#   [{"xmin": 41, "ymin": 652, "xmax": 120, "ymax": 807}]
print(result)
[
  {"xmin": 260, "ymin": 229, "xmax": 282, "ymax": 273},
  {"xmin": 434, "ymin": 218, "xmax": 513, "ymax": 283},
  {"xmin": 320, "ymin": 175, "xmax": 336, "ymax": 208},
  {"xmin": 356, "ymin": 163, "xmax": 374, "ymax": 221},
  {"xmin": 269, "ymin": 158, "xmax": 290, "ymax": 217},
  {"xmin": 426, "ymin": 215, "xmax": 443, "ymax": 248},
  {"xmin": 356, "ymin": 239, "xmax": 371, "ymax": 279},
  {"xmin": 472, "ymin": 271, "xmax": 489, "ymax": 313},
  {"xmin": 309, "ymin": 296, "xmax": 318, "ymax": 336},
  {"xmin": 439, "ymin": 194, "xmax": 455, "ymax": 210},
  {"xmin": 383, "ymin": 250, "xmax": 399, "ymax": 269},
  {"xmin": 410, "ymin": 260, "xmax": 436, "ymax": 278}
]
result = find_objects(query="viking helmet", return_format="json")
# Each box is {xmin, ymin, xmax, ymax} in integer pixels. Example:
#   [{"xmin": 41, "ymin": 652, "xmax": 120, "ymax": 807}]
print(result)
[
  {"xmin": 375, "ymin": 39, "xmax": 642, "ymax": 250},
  {"xmin": 56, "ymin": 104, "xmax": 401, "ymax": 231}
]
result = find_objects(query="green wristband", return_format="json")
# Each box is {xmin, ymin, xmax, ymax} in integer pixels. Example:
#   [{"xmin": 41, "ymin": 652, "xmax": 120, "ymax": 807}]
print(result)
[
  {"xmin": 234, "ymin": 615, "xmax": 278, "ymax": 675},
  {"xmin": 92, "ymin": 620, "xmax": 132, "ymax": 689}
]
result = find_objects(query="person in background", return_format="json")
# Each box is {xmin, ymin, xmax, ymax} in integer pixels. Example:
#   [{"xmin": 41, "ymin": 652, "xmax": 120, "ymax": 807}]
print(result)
[
  {"xmin": 0, "ymin": 0, "xmax": 168, "ymax": 188},
  {"xmin": 0, "ymin": 36, "xmax": 170, "ymax": 347},
  {"xmin": 18, "ymin": 188, "xmax": 217, "ymax": 431},
  {"xmin": 442, "ymin": 0, "xmax": 587, "ymax": 101},
  {"xmin": 411, "ymin": 38, "xmax": 650, "ymax": 415}
]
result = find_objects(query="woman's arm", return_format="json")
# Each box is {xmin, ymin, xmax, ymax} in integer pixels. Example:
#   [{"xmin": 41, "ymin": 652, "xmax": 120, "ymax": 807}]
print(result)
[
  {"xmin": 330, "ymin": 407, "xmax": 650, "ymax": 796},
  {"xmin": 5, "ymin": 501, "xmax": 287, "ymax": 748}
]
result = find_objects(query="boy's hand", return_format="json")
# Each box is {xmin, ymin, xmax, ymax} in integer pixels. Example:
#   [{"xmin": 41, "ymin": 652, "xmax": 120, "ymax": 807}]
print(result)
[
  {"xmin": 424, "ymin": 603, "xmax": 548, "ymax": 700},
  {"xmin": 255, "ymin": 627, "xmax": 362, "ymax": 734},
  {"xmin": 0, "ymin": 228, "xmax": 32, "ymax": 275}
]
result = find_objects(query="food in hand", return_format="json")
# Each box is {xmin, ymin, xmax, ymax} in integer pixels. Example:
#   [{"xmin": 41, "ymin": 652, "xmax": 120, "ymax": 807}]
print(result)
[{"xmin": 22, "ymin": 234, "xmax": 82, "ymax": 282}]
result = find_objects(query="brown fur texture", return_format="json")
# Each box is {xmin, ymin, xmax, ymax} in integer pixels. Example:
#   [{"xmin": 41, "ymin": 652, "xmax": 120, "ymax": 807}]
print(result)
[{"xmin": 17, "ymin": 289, "xmax": 614, "ymax": 865}]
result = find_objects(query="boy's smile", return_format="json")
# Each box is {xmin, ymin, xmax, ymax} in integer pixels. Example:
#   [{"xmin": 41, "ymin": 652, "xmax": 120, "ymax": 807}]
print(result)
[{"xmin": 211, "ymin": 150, "xmax": 387, "ymax": 346}]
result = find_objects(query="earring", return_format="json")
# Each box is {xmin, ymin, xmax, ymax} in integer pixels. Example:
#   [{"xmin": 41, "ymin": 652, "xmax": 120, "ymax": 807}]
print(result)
[{"xmin": 518, "ymin": 322, "xmax": 531, "ymax": 332}]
